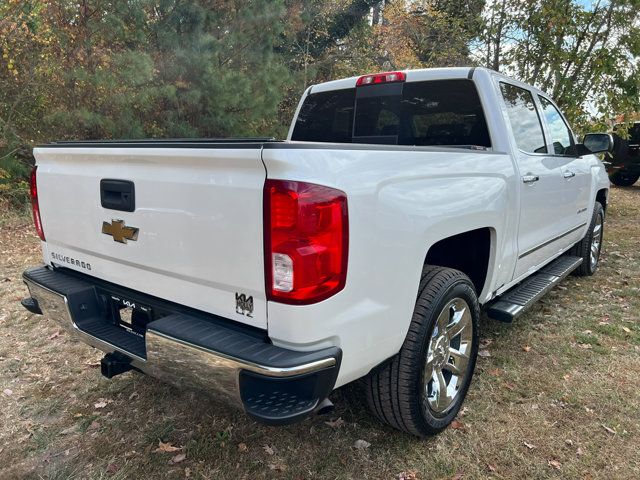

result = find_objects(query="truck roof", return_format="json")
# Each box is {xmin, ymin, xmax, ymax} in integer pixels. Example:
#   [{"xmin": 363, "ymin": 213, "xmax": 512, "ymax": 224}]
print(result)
[{"xmin": 309, "ymin": 66, "xmax": 551, "ymax": 98}]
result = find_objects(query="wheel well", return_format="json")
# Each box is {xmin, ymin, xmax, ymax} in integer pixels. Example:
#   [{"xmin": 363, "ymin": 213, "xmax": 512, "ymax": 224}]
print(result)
[
  {"xmin": 596, "ymin": 189, "xmax": 608, "ymax": 212},
  {"xmin": 424, "ymin": 228, "xmax": 491, "ymax": 295}
]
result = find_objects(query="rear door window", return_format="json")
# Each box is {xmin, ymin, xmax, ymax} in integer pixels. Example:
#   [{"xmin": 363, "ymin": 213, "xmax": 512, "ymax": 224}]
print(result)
[{"xmin": 499, "ymin": 82, "xmax": 547, "ymax": 154}]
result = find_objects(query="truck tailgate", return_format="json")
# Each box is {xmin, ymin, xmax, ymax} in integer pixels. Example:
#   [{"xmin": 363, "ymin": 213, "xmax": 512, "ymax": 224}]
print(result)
[{"xmin": 33, "ymin": 145, "xmax": 267, "ymax": 329}]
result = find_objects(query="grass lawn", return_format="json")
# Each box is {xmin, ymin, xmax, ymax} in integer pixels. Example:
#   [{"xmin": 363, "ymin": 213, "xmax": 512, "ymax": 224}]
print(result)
[{"xmin": 0, "ymin": 186, "xmax": 638, "ymax": 480}]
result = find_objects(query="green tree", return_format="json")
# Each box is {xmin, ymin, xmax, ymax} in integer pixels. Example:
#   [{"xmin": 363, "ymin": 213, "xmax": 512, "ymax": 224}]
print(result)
[
  {"xmin": 477, "ymin": 0, "xmax": 640, "ymax": 129},
  {"xmin": 39, "ymin": 0, "xmax": 289, "ymax": 139}
]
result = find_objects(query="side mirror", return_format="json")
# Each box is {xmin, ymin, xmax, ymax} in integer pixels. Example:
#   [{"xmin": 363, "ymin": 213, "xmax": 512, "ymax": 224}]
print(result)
[{"xmin": 581, "ymin": 133, "xmax": 614, "ymax": 155}]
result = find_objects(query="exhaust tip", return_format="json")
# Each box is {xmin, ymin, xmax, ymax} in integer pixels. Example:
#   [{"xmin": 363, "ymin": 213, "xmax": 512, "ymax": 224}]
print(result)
[{"xmin": 314, "ymin": 398, "xmax": 334, "ymax": 416}]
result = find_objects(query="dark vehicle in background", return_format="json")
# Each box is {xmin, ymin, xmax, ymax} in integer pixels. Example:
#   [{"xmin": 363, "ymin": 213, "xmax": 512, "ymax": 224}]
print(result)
[{"xmin": 606, "ymin": 121, "xmax": 640, "ymax": 186}]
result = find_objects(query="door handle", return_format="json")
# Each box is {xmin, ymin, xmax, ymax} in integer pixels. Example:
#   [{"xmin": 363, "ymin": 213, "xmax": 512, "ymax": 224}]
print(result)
[
  {"xmin": 522, "ymin": 175, "xmax": 540, "ymax": 184},
  {"xmin": 563, "ymin": 170, "xmax": 576, "ymax": 179}
]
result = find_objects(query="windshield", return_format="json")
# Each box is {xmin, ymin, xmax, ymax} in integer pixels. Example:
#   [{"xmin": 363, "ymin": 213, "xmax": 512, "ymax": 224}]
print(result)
[{"xmin": 291, "ymin": 79, "xmax": 491, "ymax": 148}]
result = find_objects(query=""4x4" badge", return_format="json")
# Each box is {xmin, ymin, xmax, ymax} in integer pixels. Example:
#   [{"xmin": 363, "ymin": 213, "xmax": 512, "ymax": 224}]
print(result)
[{"xmin": 235, "ymin": 293, "xmax": 253, "ymax": 318}]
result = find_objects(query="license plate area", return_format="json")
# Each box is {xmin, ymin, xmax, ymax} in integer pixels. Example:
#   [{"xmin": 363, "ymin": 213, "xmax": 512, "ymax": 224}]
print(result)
[{"xmin": 109, "ymin": 294, "xmax": 152, "ymax": 338}]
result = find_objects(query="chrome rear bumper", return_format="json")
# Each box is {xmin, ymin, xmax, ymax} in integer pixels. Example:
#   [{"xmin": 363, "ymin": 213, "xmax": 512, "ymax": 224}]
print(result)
[{"xmin": 23, "ymin": 266, "xmax": 341, "ymax": 425}]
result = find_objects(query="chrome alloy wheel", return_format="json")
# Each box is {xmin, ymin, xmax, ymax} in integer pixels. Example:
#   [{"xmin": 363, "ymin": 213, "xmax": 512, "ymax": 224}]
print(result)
[
  {"xmin": 422, "ymin": 298, "xmax": 474, "ymax": 414},
  {"xmin": 590, "ymin": 212, "xmax": 603, "ymax": 270}
]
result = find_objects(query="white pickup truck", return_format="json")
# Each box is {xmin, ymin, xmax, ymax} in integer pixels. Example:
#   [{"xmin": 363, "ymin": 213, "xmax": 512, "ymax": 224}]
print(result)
[{"xmin": 22, "ymin": 67, "xmax": 612, "ymax": 437}]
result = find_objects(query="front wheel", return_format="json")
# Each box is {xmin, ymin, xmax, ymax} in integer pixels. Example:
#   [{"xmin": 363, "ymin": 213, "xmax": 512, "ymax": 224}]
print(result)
[
  {"xmin": 364, "ymin": 266, "xmax": 479, "ymax": 437},
  {"xmin": 609, "ymin": 171, "xmax": 639, "ymax": 187},
  {"xmin": 571, "ymin": 201, "xmax": 604, "ymax": 276}
]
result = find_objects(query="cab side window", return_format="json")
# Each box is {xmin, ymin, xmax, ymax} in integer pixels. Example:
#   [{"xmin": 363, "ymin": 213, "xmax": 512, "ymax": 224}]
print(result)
[
  {"xmin": 538, "ymin": 96, "xmax": 574, "ymax": 155},
  {"xmin": 499, "ymin": 82, "xmax": 547, "ymax": 154}
]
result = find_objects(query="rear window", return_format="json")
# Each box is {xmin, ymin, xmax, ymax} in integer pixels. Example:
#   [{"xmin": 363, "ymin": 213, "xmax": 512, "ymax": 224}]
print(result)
[{"xmin": 291, "ymin": 79, "xmax": 491, "ymax": 148}]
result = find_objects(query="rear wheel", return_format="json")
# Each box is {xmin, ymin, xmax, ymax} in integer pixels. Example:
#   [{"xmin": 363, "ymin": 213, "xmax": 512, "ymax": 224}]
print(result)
[
  {"xmin": 609, "ymin": 171, "xmax": 639, "ymax": 187},
  {"xmin": 571, "ymin": 201, "xmax": 604, "ymax": 276},
  {"xmin": 365, "ymin": 266, "xmax": 479, "ymax": 437}
]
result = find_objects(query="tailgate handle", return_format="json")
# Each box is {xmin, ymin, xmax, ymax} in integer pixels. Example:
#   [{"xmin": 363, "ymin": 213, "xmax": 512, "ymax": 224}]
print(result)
[{"xmin": 100, "ymin": 179, "xmax": 135, "ymax": 212}]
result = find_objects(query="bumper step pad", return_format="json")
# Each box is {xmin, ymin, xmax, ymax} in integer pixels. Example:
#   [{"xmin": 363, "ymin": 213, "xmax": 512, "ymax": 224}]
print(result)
[{"xmin": 487, "ymin": 255, "xmax": 582, "ymax": 323}]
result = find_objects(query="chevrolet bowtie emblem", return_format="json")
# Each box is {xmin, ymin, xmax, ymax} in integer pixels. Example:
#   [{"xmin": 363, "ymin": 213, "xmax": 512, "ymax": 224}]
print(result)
[{"xmin": 102, "ymin": 220, "xmax": 139, "ymax": 244}]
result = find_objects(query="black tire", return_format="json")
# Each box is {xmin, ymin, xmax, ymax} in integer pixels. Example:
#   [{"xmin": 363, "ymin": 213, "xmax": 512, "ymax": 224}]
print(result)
[
  {"xmin": 571, "ymin": 201, "xmax": 604, "ymax": 276},
  {"xmin": 364, "ymin": 266, "xmax": 479, "ymax": 437},
  {"xmin": 609, "ymin": 171, "xmax": 639, "ymax": 187}
]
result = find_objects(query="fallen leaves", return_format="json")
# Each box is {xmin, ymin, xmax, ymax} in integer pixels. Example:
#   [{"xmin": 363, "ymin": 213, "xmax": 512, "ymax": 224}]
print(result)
[
  {"xmin": 94, "ymin": 400, "xmax": 108, "ymax": 409},
  {"xmin": 354, "ymin": 439, "xmax": 371, "ymax": 450},
  {"xmin": 548, "ymin": 459, "xmax": 562, "ymax": 471},
  {"xmin": 479, "ymin": 338, "xmax": 493, "ymax": 348},
  {"xmin": 169, "ymin": 453, "xmax": 186, "ymax": 464},
  {"xmin": 48, "ymin": 330, "xmax": 60, "ymax": 340},
  {"xmin": 601, "ymin": 424, "xmax": 617, "ymax": 435},
  {"xmin": 478, "ymin": 338, "xmax": 493, "ymax": 358},
  {"xmin": 2, "ymin": 388, "xmax": 12, "ymax": 396},
  {"xmin": 522, "ymin": 345, "xmax": 532, "ymax": 352},
  {"xmin": 450, "ymin": 419, "xmax": 466, "ymax": 431},
  {"xmin": 398, "ymin": 470, "xmax": 418, "ymax": 480},
  {"xmin": 154, "ymin": 441, "xmax": 181, "ymax": 453},
  {"xmin": 263, "ymin": 444, "xmax": 275, "ymax": 456},
  {"xmin": 502, "ymin": 381, "xmax": 516, "ymax": 391},
  {"xmin": 324, "ymin": 417, "xmax": 345, "ymax": 428},
  {"xmin": 60, "ymin": 425, "xmax": 77, "ymax": 435},
  {"xmin": 237, "ymin": 442, "xmax": 248, "ymax": 452},
  {"xmin": 622, "ymin": 326, "xmax": 631, "ymax": 333}
]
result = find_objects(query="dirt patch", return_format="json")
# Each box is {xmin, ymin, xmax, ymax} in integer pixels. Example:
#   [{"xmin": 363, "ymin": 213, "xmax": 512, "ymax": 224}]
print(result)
[{"xmin": 1, "ymin": 187, "xmax": 639, "ymax": 479}]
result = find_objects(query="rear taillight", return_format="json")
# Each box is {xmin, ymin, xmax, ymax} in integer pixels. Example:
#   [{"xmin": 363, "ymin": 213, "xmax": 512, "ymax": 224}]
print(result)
[
  {"xmin": 356, "ymin": 71, "xmax": 406, "ymax": 86},
  {"xmin": 30, "ymin": 166, "xmax": 45, "ymax": 241},
  {"xmin": 264, "ymin": 180, "xmax": 348, "ymax": 305}
]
